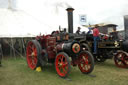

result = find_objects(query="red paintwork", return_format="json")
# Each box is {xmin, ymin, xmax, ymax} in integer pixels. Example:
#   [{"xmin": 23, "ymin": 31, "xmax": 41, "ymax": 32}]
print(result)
[
  {"xmin": 36, "ymin": 34, "xmax": 65, "ymax": 59},
  {"xmin": 35, "ymin": 34, "xmax": 90, "ymax": 67},
  {"xmin": 55, "ymin": 54, "xmax": 68, "ymax": 77},
  {"xmin": 78, "ymin": 52, "xmax": 91, "ymax": 73},
  {"xmin": 36, "ymin": 35, "xmax": 57, "ymax": 59},
  {"xmin": 72, "ymin": 46, "xmax": 80, "ymax": 53},
  {"xmin": 56, "ymin": 43, "xmax": 63, "ymax": 52},
  {"xmin": 124, "ymin": 56, "xmax": 128, "ymax": 67},
  {"xmin": 26, "ymin": 41, "xmax": 38, "ymax": 70},
  {"xmin": 36, "ymin": 34, "xmax": 83, "ymax": 66},
  {"xmin": 46, "ymin": 37, "xmax": 56, "ymax": 59},
  {"xmin": 26, "ymin": 32, "xmax": 94, "ymax": 77},
  {"xmin": 114, "ymin": 52, "xmax": 128, "ymax": 68}
]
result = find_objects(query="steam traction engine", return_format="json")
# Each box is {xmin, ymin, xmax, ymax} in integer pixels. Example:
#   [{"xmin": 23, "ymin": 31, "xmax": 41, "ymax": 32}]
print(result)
[
  {"xmin": 26, "ymin": 33, "xmax": 94, "ymax": 78},
  {"xmin": 114, "ymin": 40, "xmax": 128, "ymax": 68},
  {"xmin": 84, "ymin": 29, "xmax": 128, "ymax": 68},
  {"xmin": 113, "ymin": 15, "xmax": 128, "ymax": 68}
]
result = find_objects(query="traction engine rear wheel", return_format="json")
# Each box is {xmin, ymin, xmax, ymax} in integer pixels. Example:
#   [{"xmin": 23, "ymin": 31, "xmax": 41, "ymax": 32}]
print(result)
[
  {"xmin": 114, "ymin": 52, "xmax": 128, "ymax": 68},
  {"xmin": 26, "ymin": 40, "xmax": 41, "ymax": 70},
  {"xmin": 78, "ymin": 51, "xmax": 94, "ymax": 74},
  {"xmin": 55, "ymin": 52, "xmax": 71, "ymax": 78}
]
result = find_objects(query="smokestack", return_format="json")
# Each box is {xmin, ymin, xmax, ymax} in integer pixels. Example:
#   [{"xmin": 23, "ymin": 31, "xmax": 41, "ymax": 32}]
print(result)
[
  {"xmin": 66, "ymin": 8, "xmax": 74, "ymax": 33},
  {"xmin": 124, "ymin": 15, "xmax": 128, "ymax": 40},
  {"xmin": 8, "ymin": 0, "xmax": 12, "ymax": 9}
]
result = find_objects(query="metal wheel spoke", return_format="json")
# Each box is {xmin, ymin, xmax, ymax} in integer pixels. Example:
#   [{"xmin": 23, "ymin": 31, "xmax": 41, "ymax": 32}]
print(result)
[
  {"xmin": 34, "ymin": 53, "xmax": 37, "ymax": 57},
  {"xmin": 58, "ymin": 61, "xmax": 61, "ymax": 64},
  {"xmin": 29, "ymin": 46, "xmax": 34, "ymax": 53},
  {"xmin": 85, "ymin": 65, "xmax": 88, "ymax": 71},
  {"xmin": 85, "ymin": 60, "xmax": 89, "ymax": 64},
  {"xmin": 32, "ymin": 45, "xmax": 34, "ymax": 51},
  {"xmin": 85, "ymin": 56, "xmax": 88, "ymax": 60},
  {"xmin": 85, "ymin": 57, "xmax": 89, "ymax": 64},
  {"xmin": 87, "ymin": 64, "xmax": 91, "ymax": 69},
  {"xmin": 30, "ymin": 62, "xmax": 33, "ymax": 66},
  {"xmin": 57, "ymin": 65, "xmax": 61, "ymax": 68},
  {"xmin": 62, "ymin": 68, "xmax": 66, "ymax": 74},
  {"xmin": 61, "ymin": 55, "xmax": 64, "ymax": 63},
  {"xmin": 28, "ymin": 46, "xmax": 33, "ymax": 51},
  {"xmin": 34, "ymin": 47, "xmax": 37, "ymax": 53},
  {"xmin": 124, "ymin": 56, "xmax": 128, "ymax": 63},
  {"xmin": 34, "ymin": 57, "xmax": 37, "ymax": 63},
  {"xmin": 62, "ymin": 62, "xmax": 68, "ymax": 68},
  {"xmin": 83, "ymin": 63, "xmax": 86, "ymax": 68},
  {"xmin": 80, "ymin": 58, "xmax": 85, "ymax": 64},
  {"xmin": 28, "ymin": 54, "xmax": 32, "ymax": 57}
]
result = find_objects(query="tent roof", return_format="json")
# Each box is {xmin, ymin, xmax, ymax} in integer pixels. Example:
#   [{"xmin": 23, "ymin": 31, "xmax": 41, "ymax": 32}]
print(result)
[{"xmin": 0, "ymin": 8, "xmax": 55, "ymax": 37}]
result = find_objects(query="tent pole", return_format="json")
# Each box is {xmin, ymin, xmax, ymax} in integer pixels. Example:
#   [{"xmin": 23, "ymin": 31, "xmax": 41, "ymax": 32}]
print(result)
[
  {"xmin": 22, "ymin": 37, "xmax": 26, "ymax": 57},
  {"xmin": 11, "ymin": 37, "xmax": 16, "ymax": 59}
]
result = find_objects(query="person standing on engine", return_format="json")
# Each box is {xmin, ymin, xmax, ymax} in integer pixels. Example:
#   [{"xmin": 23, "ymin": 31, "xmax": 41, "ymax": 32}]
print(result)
[
  {"xmin": 93, "ymin": 24, "xmax": 100, "ymax": 54},
  {"xmin": 76, "ymin": 27, "xmax": 81, "ymax": 34},
  {"xmin": 87, "ymin": 27, "xmax": 93, "ymax": 34}
]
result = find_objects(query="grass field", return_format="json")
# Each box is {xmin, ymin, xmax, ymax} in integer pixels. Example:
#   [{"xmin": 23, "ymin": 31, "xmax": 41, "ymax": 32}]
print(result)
[{"xmin": 0, "ymin": 57, "xmax": 128, "ymax": 85}]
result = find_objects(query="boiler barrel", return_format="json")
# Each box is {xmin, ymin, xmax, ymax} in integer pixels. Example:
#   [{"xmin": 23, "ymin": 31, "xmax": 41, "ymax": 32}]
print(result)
[{"xmin": 56, "ymin": 41, "xmax": 80, "ymax": 54}]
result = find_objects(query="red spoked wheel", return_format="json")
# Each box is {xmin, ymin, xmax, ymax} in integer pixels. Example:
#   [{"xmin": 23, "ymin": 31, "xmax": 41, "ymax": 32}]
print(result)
[
  {"xmin": 26, "ymin": 40, "xmax": 41, "ymax": 70},
  {"xmin": 114, "ymin": 51, "xmax": 128, "ymax": 68},
  {"xmin": 78, "ymin": 51, "xmax": 94, "ymax": 74},
  {"xmin": 124, "ymin": 54, "xmax": 128, "ymax": 67},
  {"xmin": 55, "ymin": 52, "xmax": 71, "ymax": 78}
]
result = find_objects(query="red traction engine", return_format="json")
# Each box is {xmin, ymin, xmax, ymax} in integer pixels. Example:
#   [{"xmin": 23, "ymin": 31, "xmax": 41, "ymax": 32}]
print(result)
[{"xmin": 26, "ymin": 34, "xmax": 94, "ymax": 78}]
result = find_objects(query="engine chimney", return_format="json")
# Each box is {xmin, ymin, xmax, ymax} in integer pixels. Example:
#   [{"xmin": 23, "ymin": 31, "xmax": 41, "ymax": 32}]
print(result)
[
  {"xmin": 124, "ymin": 15, "xmax": 128, "ymax": 40},
  {"xmin": 66, "ymin": 8, "xmax": 74, "ymax": 33}
]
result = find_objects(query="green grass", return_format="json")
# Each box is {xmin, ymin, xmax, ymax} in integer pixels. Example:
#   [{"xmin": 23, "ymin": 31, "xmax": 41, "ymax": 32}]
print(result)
[{"xmin": 0, "ymin": 57, "xmax": 128, "ymax": 85}]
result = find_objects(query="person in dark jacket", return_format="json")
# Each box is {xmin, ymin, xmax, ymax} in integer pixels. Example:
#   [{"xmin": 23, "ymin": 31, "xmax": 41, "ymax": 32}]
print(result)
[
  {"xmin": 87, "ymin": 27, "xmax": 93, "ymax": 34},
  {"xmin": 110, "ymin": 28, "xmax": 118, "ymax": 40},
  {"xmin": 76, "ymin": 27, "xmax": 81, "ymax": 34}
]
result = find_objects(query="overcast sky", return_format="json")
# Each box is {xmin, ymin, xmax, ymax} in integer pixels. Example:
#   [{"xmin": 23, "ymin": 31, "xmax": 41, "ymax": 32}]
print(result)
[
  {"xmin": 0, "ymin": 0, "xmax": 128, "ymax": 36},
  {"xmin": 16, "ymin": 0, "xmax": 128, "ymax": 29}
]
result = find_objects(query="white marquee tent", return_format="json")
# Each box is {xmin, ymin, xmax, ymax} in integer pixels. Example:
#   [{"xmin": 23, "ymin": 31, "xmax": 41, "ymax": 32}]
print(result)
[{"xmin": 0, "ymin": 0, "xmax": 128, "ymax": 37}]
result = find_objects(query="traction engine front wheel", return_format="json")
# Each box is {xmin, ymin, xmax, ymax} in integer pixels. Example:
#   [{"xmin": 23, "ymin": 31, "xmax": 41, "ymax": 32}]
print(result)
[{"xmin": 55, "ymin": 52, "xmax": 71, "ymax": 78}]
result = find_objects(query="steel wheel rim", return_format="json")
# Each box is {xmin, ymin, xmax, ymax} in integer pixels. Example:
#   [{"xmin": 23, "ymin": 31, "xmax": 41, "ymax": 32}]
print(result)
[
  {"xmin": 26, "ymin": 41, "xmax": 38, "ymax": 70},
  {"xmin": 78, "ymin": 53, "xmax": 91, "ymax": 72},
  {"xmin": 114, "ymin": 52, "xmax": 127, "ymax": 68},
  {"xmin": 124, "ymin": 56, "xmax": 128, "ymax": 67},
  {"xmin": 55, "ymin": 54, "xmax": 68, "ymax": 77}
]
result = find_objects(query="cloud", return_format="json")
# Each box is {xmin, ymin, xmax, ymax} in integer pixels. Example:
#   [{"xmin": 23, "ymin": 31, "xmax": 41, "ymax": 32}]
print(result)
[{"xmin": 0, "ymin": 0, "xmax": 128, "ymax": 37}]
